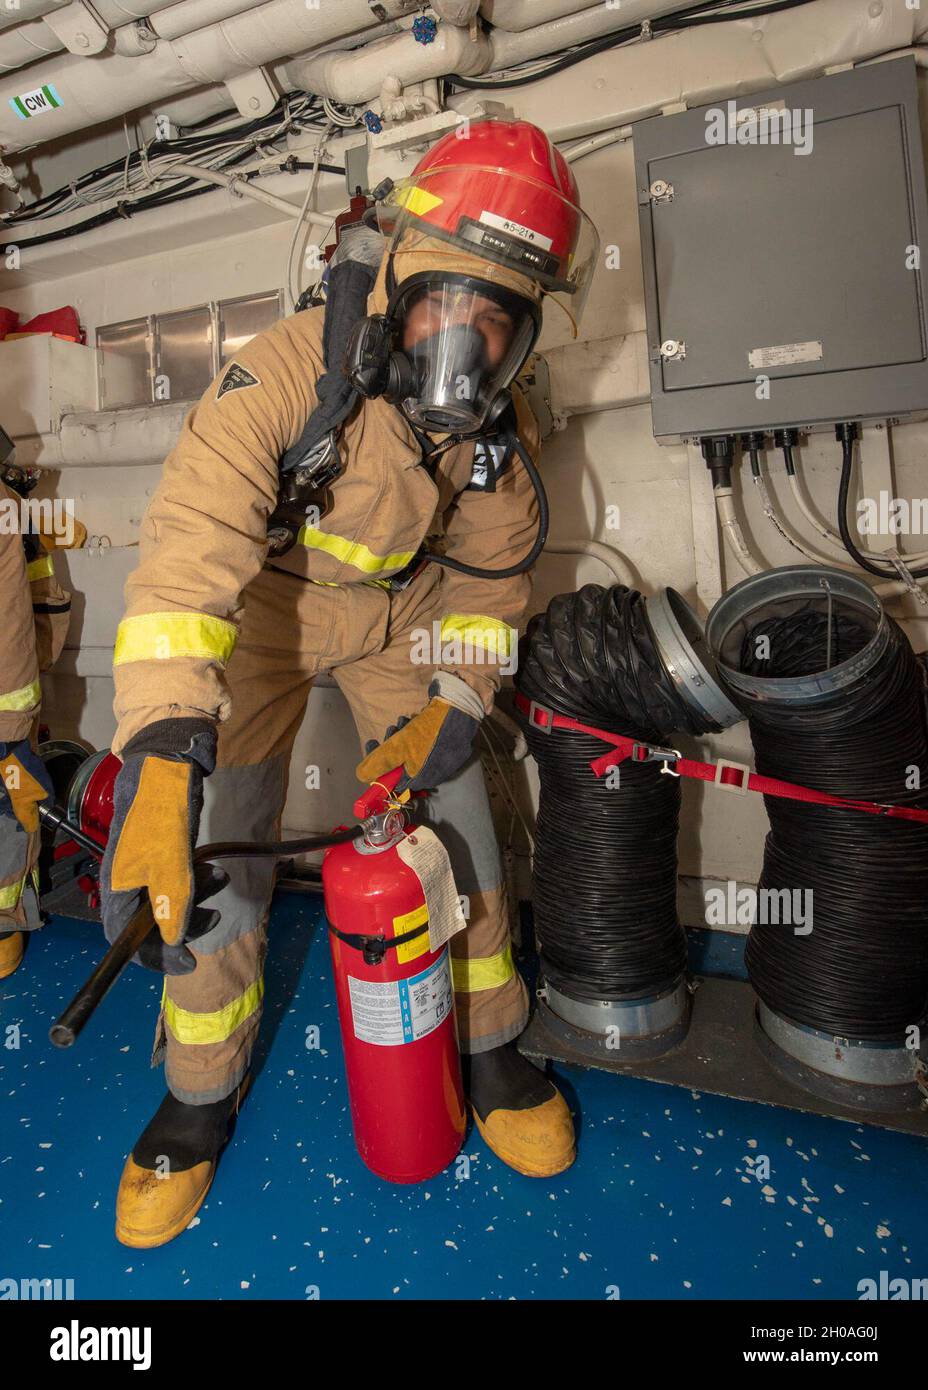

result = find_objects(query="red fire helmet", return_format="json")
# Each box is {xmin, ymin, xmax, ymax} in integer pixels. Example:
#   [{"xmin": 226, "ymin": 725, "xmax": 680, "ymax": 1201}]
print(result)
[{"xmin": 378, "ymin": 118, "xmax": 599, "ymax": 335}]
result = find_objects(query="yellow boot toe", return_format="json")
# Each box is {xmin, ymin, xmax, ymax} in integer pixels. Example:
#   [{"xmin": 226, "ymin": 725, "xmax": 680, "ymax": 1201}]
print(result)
[
  {"xmin": 474, "ymin": 1090, "xmax": 576, "ymax": 1178},
  {"xmin": 115, "ymin": 1155, "xmax": 215, "ymax": 1249},
  {"xmin": 0, "ymin": 932, "xmax": 24, "ymax": 979}
]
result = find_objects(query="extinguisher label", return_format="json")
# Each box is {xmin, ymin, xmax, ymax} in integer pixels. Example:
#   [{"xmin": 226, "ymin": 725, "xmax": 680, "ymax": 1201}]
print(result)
[{"xmin": 347, "ymin": 950, "xmax": 454, "ymax": 1047}]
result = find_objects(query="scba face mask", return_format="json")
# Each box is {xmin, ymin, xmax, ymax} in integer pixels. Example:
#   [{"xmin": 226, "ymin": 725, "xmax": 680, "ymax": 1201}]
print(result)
[{"xmin": 346, "ymin": 272, "xmax": 540, "ymax": 436}]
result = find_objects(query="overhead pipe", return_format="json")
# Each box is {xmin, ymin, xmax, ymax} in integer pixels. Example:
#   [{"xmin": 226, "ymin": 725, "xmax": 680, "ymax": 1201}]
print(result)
[
  {"xmin": 0, "ymin": 0, "xmax": 419, "ymax": 151},
  {"xmin": 0, "ymin": 17, "xmax": 61, "ymax": 71},
  {"xmin": 479, "ymin": 0, "xmax": 605, "ymax": 31},
  {"xmin": 288, "ymin": 23, "xmax": 491, "ymax": 104}
]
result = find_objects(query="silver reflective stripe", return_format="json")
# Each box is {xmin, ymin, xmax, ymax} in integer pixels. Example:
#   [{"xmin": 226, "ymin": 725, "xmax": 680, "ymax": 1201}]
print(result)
[
  {"xmin": 416, "ymin": 753, "xmax": 503, "ymax": 895},
  {"xmin": 192, "ymin": 755, "xmax": 287, "ymax": 954}
]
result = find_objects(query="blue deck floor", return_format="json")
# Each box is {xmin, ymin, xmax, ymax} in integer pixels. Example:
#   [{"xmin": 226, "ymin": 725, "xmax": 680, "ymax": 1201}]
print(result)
[{"xmin": 2, "ymin": 894, "xmax": 926, "ymax": 1301}]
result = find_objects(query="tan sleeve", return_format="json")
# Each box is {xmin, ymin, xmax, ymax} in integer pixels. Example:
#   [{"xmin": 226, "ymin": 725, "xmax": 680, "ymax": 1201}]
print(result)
[
  {"xmin": 432, "ymin": 386, "xmax": 541, "ymax": 714},
  {"xmin": 29, "ymin": 541, "xmax": 72, "ymax": 673},
  {"xmin": 112, "ymin": 317, "xmax": 323, "ymax": 754},
  {"xmin": 0, "ymin": 483, "xmax": 40, "ymax": 744}
]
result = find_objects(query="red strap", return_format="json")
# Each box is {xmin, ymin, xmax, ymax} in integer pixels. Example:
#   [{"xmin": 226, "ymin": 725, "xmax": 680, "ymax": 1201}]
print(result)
[{"xmin": 514, "ymin": 693, "xmax": 928, "ymax": 828}]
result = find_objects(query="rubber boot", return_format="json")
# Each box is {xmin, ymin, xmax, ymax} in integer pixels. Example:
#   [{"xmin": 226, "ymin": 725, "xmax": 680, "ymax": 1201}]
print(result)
[
  {"xmin": 115, "ymin": 1075, "xmax": 250, "ymax": 1248},
  {"xmin": 0, "ymin": 929, "xmax": 24, "ymax": 979},
  {"xmin": 465, "ymin": 1041, "xmax": 575, "ymax": 1177}
]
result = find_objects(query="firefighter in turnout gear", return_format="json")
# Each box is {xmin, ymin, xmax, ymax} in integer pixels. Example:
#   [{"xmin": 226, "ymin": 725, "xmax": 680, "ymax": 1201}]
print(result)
[
  {"xmin": 0, "ymin": 469, "xmax": 80, "ymax": 977},
  {"xmin": 101, "ymin": 119, "xmax": 600, "ymax": 1247}
]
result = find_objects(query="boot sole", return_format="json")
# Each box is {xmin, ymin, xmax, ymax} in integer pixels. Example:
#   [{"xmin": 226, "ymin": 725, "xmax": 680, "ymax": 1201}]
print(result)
[{"xmin": 472, "ymin": 1110, "xmax": 576, "ymax": 1178}]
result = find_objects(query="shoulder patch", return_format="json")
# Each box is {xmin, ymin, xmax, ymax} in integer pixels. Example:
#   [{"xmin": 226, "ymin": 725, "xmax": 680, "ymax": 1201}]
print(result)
[{"xmin": 216, "ymin": 361, "xmax": 261, "ymax": 400}]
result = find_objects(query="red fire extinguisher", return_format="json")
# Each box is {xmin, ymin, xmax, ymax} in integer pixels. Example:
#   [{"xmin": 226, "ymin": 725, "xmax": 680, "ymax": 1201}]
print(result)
[{"xmin": 323, "ymin": 768, "xmax": 467, "ymax": 1184}]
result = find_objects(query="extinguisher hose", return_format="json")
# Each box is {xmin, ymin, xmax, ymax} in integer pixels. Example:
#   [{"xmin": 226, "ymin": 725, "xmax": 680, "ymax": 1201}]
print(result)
[{"xmin": 46, "ymin": 814, "xmax": 366, "ymax": 1049}]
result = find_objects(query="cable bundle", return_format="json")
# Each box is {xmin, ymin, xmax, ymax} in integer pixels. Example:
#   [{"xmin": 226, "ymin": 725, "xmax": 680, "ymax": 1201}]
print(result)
[
  {"xmin": 518, "ymin": 584, "xmax": 720, "ymax": 1003},
  {"xmin": 739, "ymin": 610, "xmax": 928, "ymax": 1041}
]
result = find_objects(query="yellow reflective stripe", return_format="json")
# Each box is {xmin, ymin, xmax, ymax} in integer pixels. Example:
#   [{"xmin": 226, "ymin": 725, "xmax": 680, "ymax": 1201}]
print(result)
[
  {"xmin": 113, "ymin": 612, "xmax": 238, "ymax": 667},
  {"xmin": 310, "ymin": 577, "xmax": 392, "ymax": 591},
  {"xmin": 27, "ymin": 554, "xmax": 54, "ymax": 582},
  {"xmin": 0, "ymin": 874, "xmax": 26, "ymax": 910},
  {"xmin": 395, "ymin": 184, "xmax": 443, "ymax": 217},
  {"xmin": 451, "ymin": 945, "xmax": 514, "ymax": 994},
  {"xmin": 0, "ymin": 678, "xmax": 40, "ymax": 712},
  {"xmin": 162, "ymin": 976, "xmax": 264, "ymax": 1046},
  {"xmin": 439, "ymin": 614, "xmax": 514, "ymax": 657},
  {"xmin": 297, "ymin": 526, "xmax": 416, "ymax": 576}
]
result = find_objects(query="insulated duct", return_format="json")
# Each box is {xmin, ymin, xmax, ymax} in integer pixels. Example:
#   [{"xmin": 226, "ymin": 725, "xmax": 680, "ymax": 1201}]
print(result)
[
  {"xmin": 516, "ymin": 583, "xmax": 741, "ymax": 1060},
  {"xmin": 0, "ymin": 0, "xmax": 419, "ymax": 151},
  {"xmin": 706, "ymin": 567, "xmax": 928, "ymax": 1112}
]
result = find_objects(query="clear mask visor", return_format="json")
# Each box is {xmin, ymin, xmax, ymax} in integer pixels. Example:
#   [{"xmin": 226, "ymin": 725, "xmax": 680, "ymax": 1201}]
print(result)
[{"xmin": 392, "ymin": 275, "xmax": 539, "ymax": 434}]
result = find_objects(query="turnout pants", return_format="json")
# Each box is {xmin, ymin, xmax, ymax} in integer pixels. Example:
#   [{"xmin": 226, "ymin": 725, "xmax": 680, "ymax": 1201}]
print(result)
[
  {"xmin": 158, "ymin": 564, "xmax": 528, "ymax": 1105},
  {"xmin": 0, "ymin": 724, "xmax": 42, "ymax": 934}
]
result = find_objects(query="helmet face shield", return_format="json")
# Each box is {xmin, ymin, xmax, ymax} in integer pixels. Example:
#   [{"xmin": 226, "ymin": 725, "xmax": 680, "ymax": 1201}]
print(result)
[
  {"xmin": 388, "ymin": 273, "xmax": 540, "ymax": 434},
  {"xmin": 379, "ymin": 162, "xmax": 599, "ymax": 337}
]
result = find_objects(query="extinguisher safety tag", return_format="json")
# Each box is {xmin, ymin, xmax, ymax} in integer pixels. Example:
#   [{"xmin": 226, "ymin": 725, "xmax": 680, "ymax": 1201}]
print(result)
[{"xmin": 396, "ymin": 827, "xmax": 467, "ymax": 952}]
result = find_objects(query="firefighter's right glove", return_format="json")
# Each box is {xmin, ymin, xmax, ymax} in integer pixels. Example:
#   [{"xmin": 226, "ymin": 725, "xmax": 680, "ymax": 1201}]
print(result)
[
  {"xmin": 100, "ymin": 719, "xmax": 228, "ymax": 976},
  {"xmin": 0, "ymin": 739, "xmax": 55, "ymax": 834}
]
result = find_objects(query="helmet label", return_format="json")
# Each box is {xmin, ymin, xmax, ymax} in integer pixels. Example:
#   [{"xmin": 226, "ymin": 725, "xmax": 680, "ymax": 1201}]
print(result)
[{"xmin": 478, "ymin": 209, "xmax": 553, "ymax": 252}]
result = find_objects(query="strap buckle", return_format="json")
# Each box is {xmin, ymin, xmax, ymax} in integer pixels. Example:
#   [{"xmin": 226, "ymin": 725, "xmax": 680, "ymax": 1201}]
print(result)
[
  {"xmin": 714, "ymin": 758, "xmax": 750, "ymax": 794},
  {"xmin": 632, "ymin": 742, "xmax": 681, "ymax": 776},
  {"xmin": 527, "ymin": 699, "xmax": 554, "ymax": 734},
  {"xmin": 294, "ymin": 430, "xmax": 342, "ymax": 490}
]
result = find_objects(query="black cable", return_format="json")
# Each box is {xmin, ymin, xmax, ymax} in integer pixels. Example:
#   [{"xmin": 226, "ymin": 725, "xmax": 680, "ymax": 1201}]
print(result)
[
  {"xmin": 448, "ymin": 0, "xmax": 816, "ymax": 90},
  {"xmin": 836, "ymin": 426, "xmax": 928, "ymax": 580},
  {"xmin": 423, "ymin": 435, "xmax": 548, "ymax": 580},
  {"xmin": 738, "ymin": 610, "xmax": 928, "ymax": 1041},
  {"xmin": 517, "ymin": 585, "xmax": 721, "ymax": 1002}
]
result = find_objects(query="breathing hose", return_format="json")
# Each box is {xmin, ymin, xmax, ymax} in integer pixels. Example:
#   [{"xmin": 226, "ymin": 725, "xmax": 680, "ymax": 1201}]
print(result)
[
  {"xmin": 736, "ymin": 608, "xmax": 928, "ymax": 1042},
  {"xmin": 517, "ymin": 584, "xmax": 724, "ymax": 1003}
]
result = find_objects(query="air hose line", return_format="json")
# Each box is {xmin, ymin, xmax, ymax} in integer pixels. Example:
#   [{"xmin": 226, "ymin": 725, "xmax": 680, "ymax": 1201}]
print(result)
[
  {"xmin": 735, "ymin": 608, "xmax": 928, "ymax": 1042},
  {"xmin": 516, "ymin": 584, "xmax": 723, "ymax": 1002}
]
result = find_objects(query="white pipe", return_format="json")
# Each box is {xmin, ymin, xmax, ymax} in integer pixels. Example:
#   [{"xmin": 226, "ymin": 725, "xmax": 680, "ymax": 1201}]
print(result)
[
  {"xmin": 288, "ymin": 23, "xmax": 491, "ymax": 104},
  {"xmin": 0, "ymin": 0, "xmax": 70, "ymax": 35},
  {"xmin": 716, "ymin": 483, "xmax": 918, "ymax": 603},
  {"xmin": 0, "ymin": 0, "xmax": 416, "ymax": 151},
  {"xmin": 562, "ymin": 125, "xmax": 632, "ymax": 162},
  {"xmin": 0, "ymin": 17, "xmax": 61, "ymax": 71},
  {"xmin": 167, "ymin": 161, "xmax": 333, "ymax": 222},
  {"xmin": 431, "ymin": 0, "xmax": 480, "ymax": 22},
  {"xmin": 487, "ymin": 0, "xmax": 707, "ymax": 70},
  {"xmin": 480, "ymin": 0, "xmax": 602, "ymax": 32},
  {"xmin": 714, "ymin": 488, "xmax": 764, "ymax": 577},
  {"xmin": 788, "ymin": 471, "xmax": 928, "ymax": 566},
  {"xmin": 544, "ymin": 540, "xmax": 635, "ymax": 586},
  {"xmin": 147, "ymin": 0, "xmax": 264, "ymax": 41}
]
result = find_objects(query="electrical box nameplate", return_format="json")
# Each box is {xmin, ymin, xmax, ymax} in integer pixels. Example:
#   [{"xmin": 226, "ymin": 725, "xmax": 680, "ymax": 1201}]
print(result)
[{"xmin": 748, "ymin": 341, "xmax": 823, "ymax": 370}]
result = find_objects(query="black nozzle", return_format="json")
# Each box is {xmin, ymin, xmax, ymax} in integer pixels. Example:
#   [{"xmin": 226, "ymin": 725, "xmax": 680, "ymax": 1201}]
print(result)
[{"xmin": 701, "ymin": 435, "xmax": 735, "ymax": 490}]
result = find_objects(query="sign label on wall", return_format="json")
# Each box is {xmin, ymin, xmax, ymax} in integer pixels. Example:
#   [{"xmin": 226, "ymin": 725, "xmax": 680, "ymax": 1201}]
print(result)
[{"xmin": 10, "ymin": 85, "xmax": 63, "ymax": 121}]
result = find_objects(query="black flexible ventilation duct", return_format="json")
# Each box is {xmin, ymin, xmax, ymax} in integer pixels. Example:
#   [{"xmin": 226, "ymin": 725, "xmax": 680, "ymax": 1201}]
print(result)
[
  {"xmin": 516, "ymin": 584, "xmax": 723, "ymax": 1003},
  {"xmin": 733, "ymin": 609, "xmax": 928, "ymax": 1042}
]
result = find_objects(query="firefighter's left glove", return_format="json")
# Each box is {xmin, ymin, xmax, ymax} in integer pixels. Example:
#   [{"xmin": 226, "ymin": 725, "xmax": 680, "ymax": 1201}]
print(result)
[
  {"xmin": 356, "ymin": 672, "xmax": 484, "ymax": 793},
  {"xmin": 100, "ymin": 718, "xmax": 229, "ymax": 977},
  {"xmin": 0, "ymin": 740, "xmax": 54, "ymax": 834}
]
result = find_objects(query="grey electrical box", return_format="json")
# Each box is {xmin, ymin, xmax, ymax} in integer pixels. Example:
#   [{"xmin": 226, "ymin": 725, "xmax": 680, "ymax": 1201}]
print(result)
[{"xmin": 633, "ymin": 58, "xmax": 928, "ymax": 442}]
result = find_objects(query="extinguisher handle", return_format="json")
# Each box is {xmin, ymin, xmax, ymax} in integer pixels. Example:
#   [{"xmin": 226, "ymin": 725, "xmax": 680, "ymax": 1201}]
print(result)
[{"xmin": 353, "ymin": 766, "xmax": 406, "ymax": 819}]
